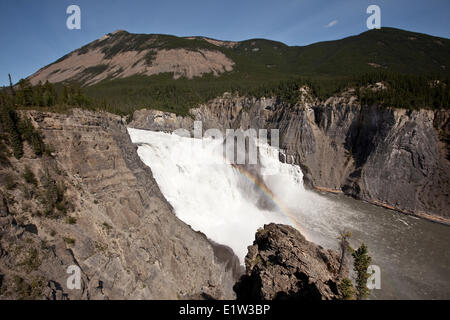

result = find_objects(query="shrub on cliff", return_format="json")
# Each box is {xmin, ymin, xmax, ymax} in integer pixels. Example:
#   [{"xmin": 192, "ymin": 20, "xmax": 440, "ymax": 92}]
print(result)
[
  {"xmin": 41, "ymin": 170, "xmax": 69, "ymax": 218},
  {"xmin": 22, "ymin": 166, "xmax": 37, "ymax": 186},
  {"xmin": 0, "ymin": 101, "xmax": 23, "ymax": 159},
  {"xmin": 17, "ymin": 117, "xmax": 46, "ymax": 156},
  {"xmin": 352, "ymin": 243, "xmax": 372, "ymax": 300},
  {"xmin": 0, "ymin": 95, "xmax": 49, "ymax": 158},
  {"xmin": 338, "ymin": 278, "xmax": 355, "ymax": 300}
]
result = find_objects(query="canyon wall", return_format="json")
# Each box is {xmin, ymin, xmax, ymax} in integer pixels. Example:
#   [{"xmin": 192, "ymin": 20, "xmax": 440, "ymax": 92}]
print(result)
[
  {"xmin": 0, "ymin": 109, "xmax": 240, "ymax": 300},
  {"xmin": 130, "ymin": 91, "xmax": 450, "ymax": 223}
]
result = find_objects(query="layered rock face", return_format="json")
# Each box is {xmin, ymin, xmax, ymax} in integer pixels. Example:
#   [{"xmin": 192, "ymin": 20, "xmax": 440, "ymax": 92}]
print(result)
[
  {"xmin": 130, "ymin": 91, "xmax": 450, "ymax": 223},
  {"xmin": 0, "ymin": 109, "xmax": 239, "ymax": 299},
  {"xmin": 233, "ymin": 223, "xmax": 346, "ymax": 300}
]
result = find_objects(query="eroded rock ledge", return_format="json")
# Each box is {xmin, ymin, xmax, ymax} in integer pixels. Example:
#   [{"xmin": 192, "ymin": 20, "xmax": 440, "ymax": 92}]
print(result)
[{"xmin": 233, "ymin": 223, "xmax": 346, "ymax": 300}]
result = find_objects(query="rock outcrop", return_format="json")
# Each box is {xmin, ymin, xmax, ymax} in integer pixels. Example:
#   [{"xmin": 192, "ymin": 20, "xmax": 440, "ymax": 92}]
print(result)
[
  {"xmin": 130, "ymin": 91, "xmax": 450, "ymax": 223},
  {"xmin": 0, "ymin": 109, "xmax": 240, "ymax": 299},
  {"xmin": 233, "ymin": 223, "xmax": 346, "ymax": 300}
]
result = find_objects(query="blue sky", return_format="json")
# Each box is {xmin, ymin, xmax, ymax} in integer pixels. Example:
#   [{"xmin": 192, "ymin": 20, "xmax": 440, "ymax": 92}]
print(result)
[{"xmin": 0, "ymin": 0, "xmax": 449, "ymax": 86}]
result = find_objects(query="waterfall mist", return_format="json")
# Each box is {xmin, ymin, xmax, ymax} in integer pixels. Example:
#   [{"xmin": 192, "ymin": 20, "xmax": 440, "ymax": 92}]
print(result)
[{"xmin": 128, "ymin": 128, "xmax": 354, "ymax": 261}]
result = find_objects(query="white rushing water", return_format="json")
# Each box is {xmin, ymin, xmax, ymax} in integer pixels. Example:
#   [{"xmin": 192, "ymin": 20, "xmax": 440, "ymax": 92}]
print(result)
[
  {"xmin": 128, "ymin": 128, "xmax": 359, "ymax": 261},
  {"xmin": 128, "ymin": 128, "xmax": 450, "ymax": 299}
]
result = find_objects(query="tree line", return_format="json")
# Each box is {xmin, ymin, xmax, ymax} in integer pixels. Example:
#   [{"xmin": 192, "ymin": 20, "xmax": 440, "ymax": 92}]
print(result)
[
  {"xmin": 356, "ymin": 72, "xmax": 449, "ymax": 110},
  {"xmin": 3, "ymin": 77, "xmax": 94, "ymax": 110},
  {"xmin": 1, "ymin": 71, "xmax": 448, "ymax": 126},
  {"xmin": 247, "ymin": 72, "xmax": 449, "ymax": 110}
]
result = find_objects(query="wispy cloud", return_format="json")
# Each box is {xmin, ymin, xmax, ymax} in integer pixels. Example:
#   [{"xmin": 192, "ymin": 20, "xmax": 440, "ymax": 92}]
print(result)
[{"xmin": 325, "ymin": 20, "xmax": 338, "ymax": 28}]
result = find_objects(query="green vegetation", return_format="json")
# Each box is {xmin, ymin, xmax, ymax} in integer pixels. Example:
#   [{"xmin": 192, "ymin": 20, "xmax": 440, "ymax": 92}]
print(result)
[
  {"xmin": 90, "ymin": 27, "xmax": 449, "ymax": 77},
  {"xmin": 0, "ymin": 83, "xmax": 76, "ymax": 221},
  {"xmin": 0, "ymin": 88, "xmax": 52, "ymax": 160},
  {"xmin": 65, "ymin": 216, "xmax": 77, "ymax": 224},
  {"xmin": 22, "ymin": 166, "xmax": 37, "ymax": 186},
  {"xmin": 63, "ymin": 237, "xmax": 75, "ymax": 245},
  {"xmin": 0, "ymin": 77, "xmax": 99, "ymax": 115},
  {"xmin": 18, "ymin": 117, "xmax": 47, "ymax": 156},
  {"xmin": 83, "ymin": 64, "xmax": 109, "ymax": 76},
  {"xmin": 286, "ymin": 28, "xmax": 450, "ymax": 76},
  {"xmin": 0, "ymin": 139, "xmax": 10, "ymax": 166},
  {"xmin": 2, "ymin": 70, "xmax": 447, "ymax": 123},
  {"xmin": 4, "ymin": 173, "xmax": 17, "ymax": 190},
  {"xmin": 336, "ymin": 232, "xmax": 374, "ymax": 300},
  {"xmin": 26, "ymin": 167, "xmax": 71, "ymax": 219},
  {"xmin": 40, "ymin": 240, "xmax": 49, "ymax": 250},
  {"xmin": 85, "ymin": 31, "xmax": 219, "ymax": 60},
  {"xmin": 1, "ymin": 28, "xmax": 448, "ymax": 121},
  {"xmin": 352, "ymin": 243, "xmax": 372, "ymax": 300},
  {"xmin": 13, "ymin": 276, "xmax": 45, "ymax": 300},
  {"xmin": 357, "ymin": 73, "xmax": 450, "ymax": 110},
  {"xmin": 337, "ymin": 231, "xmax": 356, "ymax": 300},
  {"xmin": 78, "ymin": 28, "xmax": 448, "ymax": 76},
  {"xmin": 21, "ymin": 247, "xmax": 41, "ymax": 272},
  {"xmin": 42, "ymin": 172, "xmax": 68, "ymax": 218},
  {"xmin": 0, "ymin": 96, "xmax": 24, "ymax": 158},
  {"xmin": 338, "ymin": 278, "xmax": 355, "ymax": 300},
  {"xmin": 102, "ymin": 222, "xmax": 112, "ymax": 233},
  {"xmin": 94, "ymin": 241, "xmax": 108, "ymax": 253},
  {"xmin": 83, "ymin": 71, "xmax": 449, "ymax": 116},
  {"xmin": 79, "ymin": 28, "xmax": 450, "ymax": 113}
]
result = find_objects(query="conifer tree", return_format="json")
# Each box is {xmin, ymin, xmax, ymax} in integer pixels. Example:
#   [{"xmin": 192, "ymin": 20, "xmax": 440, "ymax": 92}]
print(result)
[
  {"xmin": 352, "ymin": 243, "xmax": 372, "ymax": 300},
  {"xmin": 8, "ymin": 73, "xmax": 15, "ymax": 96},
  {"xmin": 338, "ymin": 278, "xmax": 355, "ymax": 300}
]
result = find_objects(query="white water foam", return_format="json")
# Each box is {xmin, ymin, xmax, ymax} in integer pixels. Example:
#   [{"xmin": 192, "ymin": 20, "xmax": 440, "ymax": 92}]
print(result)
[{"xmin": 128, "ymin": 128, "xmax": 358, "ymax": 262}]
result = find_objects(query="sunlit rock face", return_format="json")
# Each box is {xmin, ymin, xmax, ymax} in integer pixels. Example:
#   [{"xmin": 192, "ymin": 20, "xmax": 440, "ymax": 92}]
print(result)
[
  {"xmin": 0, "ymin": 109, "xmax": 238, "ymax": 300},
  {"xmin": 234, "ymin": 223, "xmax": 346, "ymax": 300}
]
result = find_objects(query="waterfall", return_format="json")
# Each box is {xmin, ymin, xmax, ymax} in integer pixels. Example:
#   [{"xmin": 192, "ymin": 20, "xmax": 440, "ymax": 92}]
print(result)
[{"xmin": 128, "ymin": 128, "xmax": 349, "ymax": 262}]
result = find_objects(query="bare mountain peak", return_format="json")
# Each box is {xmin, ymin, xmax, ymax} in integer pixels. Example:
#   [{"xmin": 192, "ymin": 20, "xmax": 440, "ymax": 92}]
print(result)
[
  {"xmin": 28, "ymin": 31, "xmax": 235, "ymax": 86},
  {"xmin": 111, "ymin": 29, "xmax": 127, "ymax": 34}
]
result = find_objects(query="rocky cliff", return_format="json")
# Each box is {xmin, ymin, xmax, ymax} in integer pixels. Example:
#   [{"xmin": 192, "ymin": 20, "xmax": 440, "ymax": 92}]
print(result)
[
  {"xmin": 130, "ymin": 90, "xmax": 450, "ymax": 223},
  {"xmin": 234, "ymin": 223, "xmax": 346, "ymax": 300},
  {"xmin": 0, "ymin": 109, "xmax": 240, "ymax": 299}
]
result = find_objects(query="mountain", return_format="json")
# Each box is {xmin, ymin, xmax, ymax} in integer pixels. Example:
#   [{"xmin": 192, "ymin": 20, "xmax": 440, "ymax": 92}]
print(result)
[
  {"xmin": 24, "ymin": 27, "xmax": 450, "ymax": 115},
  {"xmin": 29, "ymin": 27, "xmax": 450, "ymax": 87},
  {"xmin": 22, "ymin": 28, "xmax": 450, "ymax": 115}
]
